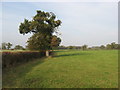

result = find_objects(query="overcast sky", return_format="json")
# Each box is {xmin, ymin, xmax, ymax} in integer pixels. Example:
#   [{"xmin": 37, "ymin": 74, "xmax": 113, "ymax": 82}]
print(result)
[{"xmin": 1, "ymin": 2, "xmax": 118, "ymax": 47}]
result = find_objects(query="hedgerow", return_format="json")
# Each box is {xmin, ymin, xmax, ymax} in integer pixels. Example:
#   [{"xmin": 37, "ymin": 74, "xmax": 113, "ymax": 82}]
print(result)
[{"xmin": 2, "ymin": 51, "xmax": 46, "ymax": 68}]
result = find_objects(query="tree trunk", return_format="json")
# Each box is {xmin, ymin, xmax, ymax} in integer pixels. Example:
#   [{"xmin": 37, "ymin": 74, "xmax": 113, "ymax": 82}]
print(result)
[{"xmin": 46, "ymin": 50, "xmax": 49, "ymax": 57}]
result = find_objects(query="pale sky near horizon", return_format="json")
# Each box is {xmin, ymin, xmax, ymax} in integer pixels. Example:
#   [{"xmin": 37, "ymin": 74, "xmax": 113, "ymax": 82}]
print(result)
[{"xmin": 1, "ymin": 2, "xmax": 118, "ymax": 47}]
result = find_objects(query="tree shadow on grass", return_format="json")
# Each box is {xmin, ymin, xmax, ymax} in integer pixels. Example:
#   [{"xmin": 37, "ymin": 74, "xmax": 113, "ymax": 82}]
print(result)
[
  {"xmin": 55, "ymin": 52, "xmax": 90, "ymax": 57},
  {"xmin": 2, "ymin": 57, "xmax": 46, "ymax": 88},
  {"xmin": 53, "ymin": 50, "xmax": 68, "ymax": 53}
]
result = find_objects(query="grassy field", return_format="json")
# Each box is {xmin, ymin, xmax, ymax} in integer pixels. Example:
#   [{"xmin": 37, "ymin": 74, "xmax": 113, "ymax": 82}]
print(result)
[{"xmin": 3, "ymin": 50, "xmax": 118, "ymax": 88}]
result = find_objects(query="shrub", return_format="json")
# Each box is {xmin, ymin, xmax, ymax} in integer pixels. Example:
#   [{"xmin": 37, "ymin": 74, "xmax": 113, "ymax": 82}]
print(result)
[{"xmin": 2, "ymin": 51, "xmax": 46, "ymax": 68}]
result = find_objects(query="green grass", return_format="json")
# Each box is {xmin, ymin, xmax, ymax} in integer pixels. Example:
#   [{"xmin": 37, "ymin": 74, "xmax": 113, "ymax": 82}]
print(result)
[{"xmin": 3, "ymin": 50, "xmax": 118, "ymax": 88}]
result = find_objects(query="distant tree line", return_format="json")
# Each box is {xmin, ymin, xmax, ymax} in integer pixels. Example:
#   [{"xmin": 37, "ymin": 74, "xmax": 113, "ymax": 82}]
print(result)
[
  {"xmin": 1, "ymin": 42, "xmax": 25, "ymax": 50},
  {"xmin": 58, "ymin": 42, "xmax": 120, "ymax": 50},
  {"xmin": 1, "ymin": 42, "xmax": 119, "ymax": 51}
]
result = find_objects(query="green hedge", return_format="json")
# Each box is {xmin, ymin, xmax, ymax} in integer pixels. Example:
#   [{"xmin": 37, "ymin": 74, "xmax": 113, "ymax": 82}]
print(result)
[{"xmin": 2, "ymin": 51, "xmax": 46, "ymax": 68}]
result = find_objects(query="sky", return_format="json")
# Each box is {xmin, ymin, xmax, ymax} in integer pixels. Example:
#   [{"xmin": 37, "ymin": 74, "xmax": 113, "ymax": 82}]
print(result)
[
  {"xmin": 1, "ymin": 0, "xmax": 119, "ymax": 2},
  {"xmin": 1, "ymin": 1, "xmax": 118, "ymax": 47}
]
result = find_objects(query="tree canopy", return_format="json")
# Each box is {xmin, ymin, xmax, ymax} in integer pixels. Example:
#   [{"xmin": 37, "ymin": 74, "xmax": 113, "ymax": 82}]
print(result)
[
  {"xmin": 14, "ymin": 45, "xmax": 24, "ymax": 50},
  {"xmin": 26, "ymin": 33, "xmax": 51, "ymax": 50},
  {"xmin": 19, "ymin": 10, "xmax": 62, "ymax": 51},
  {"xmin": 81, "ymin": 45, "xmax": 88, "ymax": 50},
  {"xmin": 19, "ymin": 10, "xmax": 61, "ymax": 35},
  {"xmin": 2, "ymin": 42, "xmax": 12, "ymax": 50},
  {"xmin": 51, "ymin": 35, "xmax": 61, "ymax": 49}
]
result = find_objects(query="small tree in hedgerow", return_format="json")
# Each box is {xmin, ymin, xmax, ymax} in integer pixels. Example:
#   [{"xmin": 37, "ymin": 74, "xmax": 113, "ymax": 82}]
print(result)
[
  {"xmin": 19, "ymin": 10, "xmax": 62, "ymax": 56},
  {"xmin": 6, "ymin": 42, "xmax": 12, "ymax": 50},
  {"xmin": 2, "ymin": 42, "xmax": 7, "ymax": 50},
  {"xmin": 14, "ymin": 45, "xmax": 24, "ymax": 50},
  {"xmin": 82, "ymin": 45, "xmax": 88, "ymax": 51},
  {"xmin": 2, "ymin": 42, "xmax": 12, "ymax": 50}
]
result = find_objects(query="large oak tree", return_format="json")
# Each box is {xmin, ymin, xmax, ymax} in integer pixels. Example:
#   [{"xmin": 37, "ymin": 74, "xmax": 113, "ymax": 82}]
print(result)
[{"xmin": 19, "ymin": 10, "xmax": 62, "ymax": 56}]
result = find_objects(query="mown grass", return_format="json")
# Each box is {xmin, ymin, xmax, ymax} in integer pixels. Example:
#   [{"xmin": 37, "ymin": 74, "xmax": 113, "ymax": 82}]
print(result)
[{"xmin": 3, "ymin": 50, "xmax": 118, "ymax": 88}]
